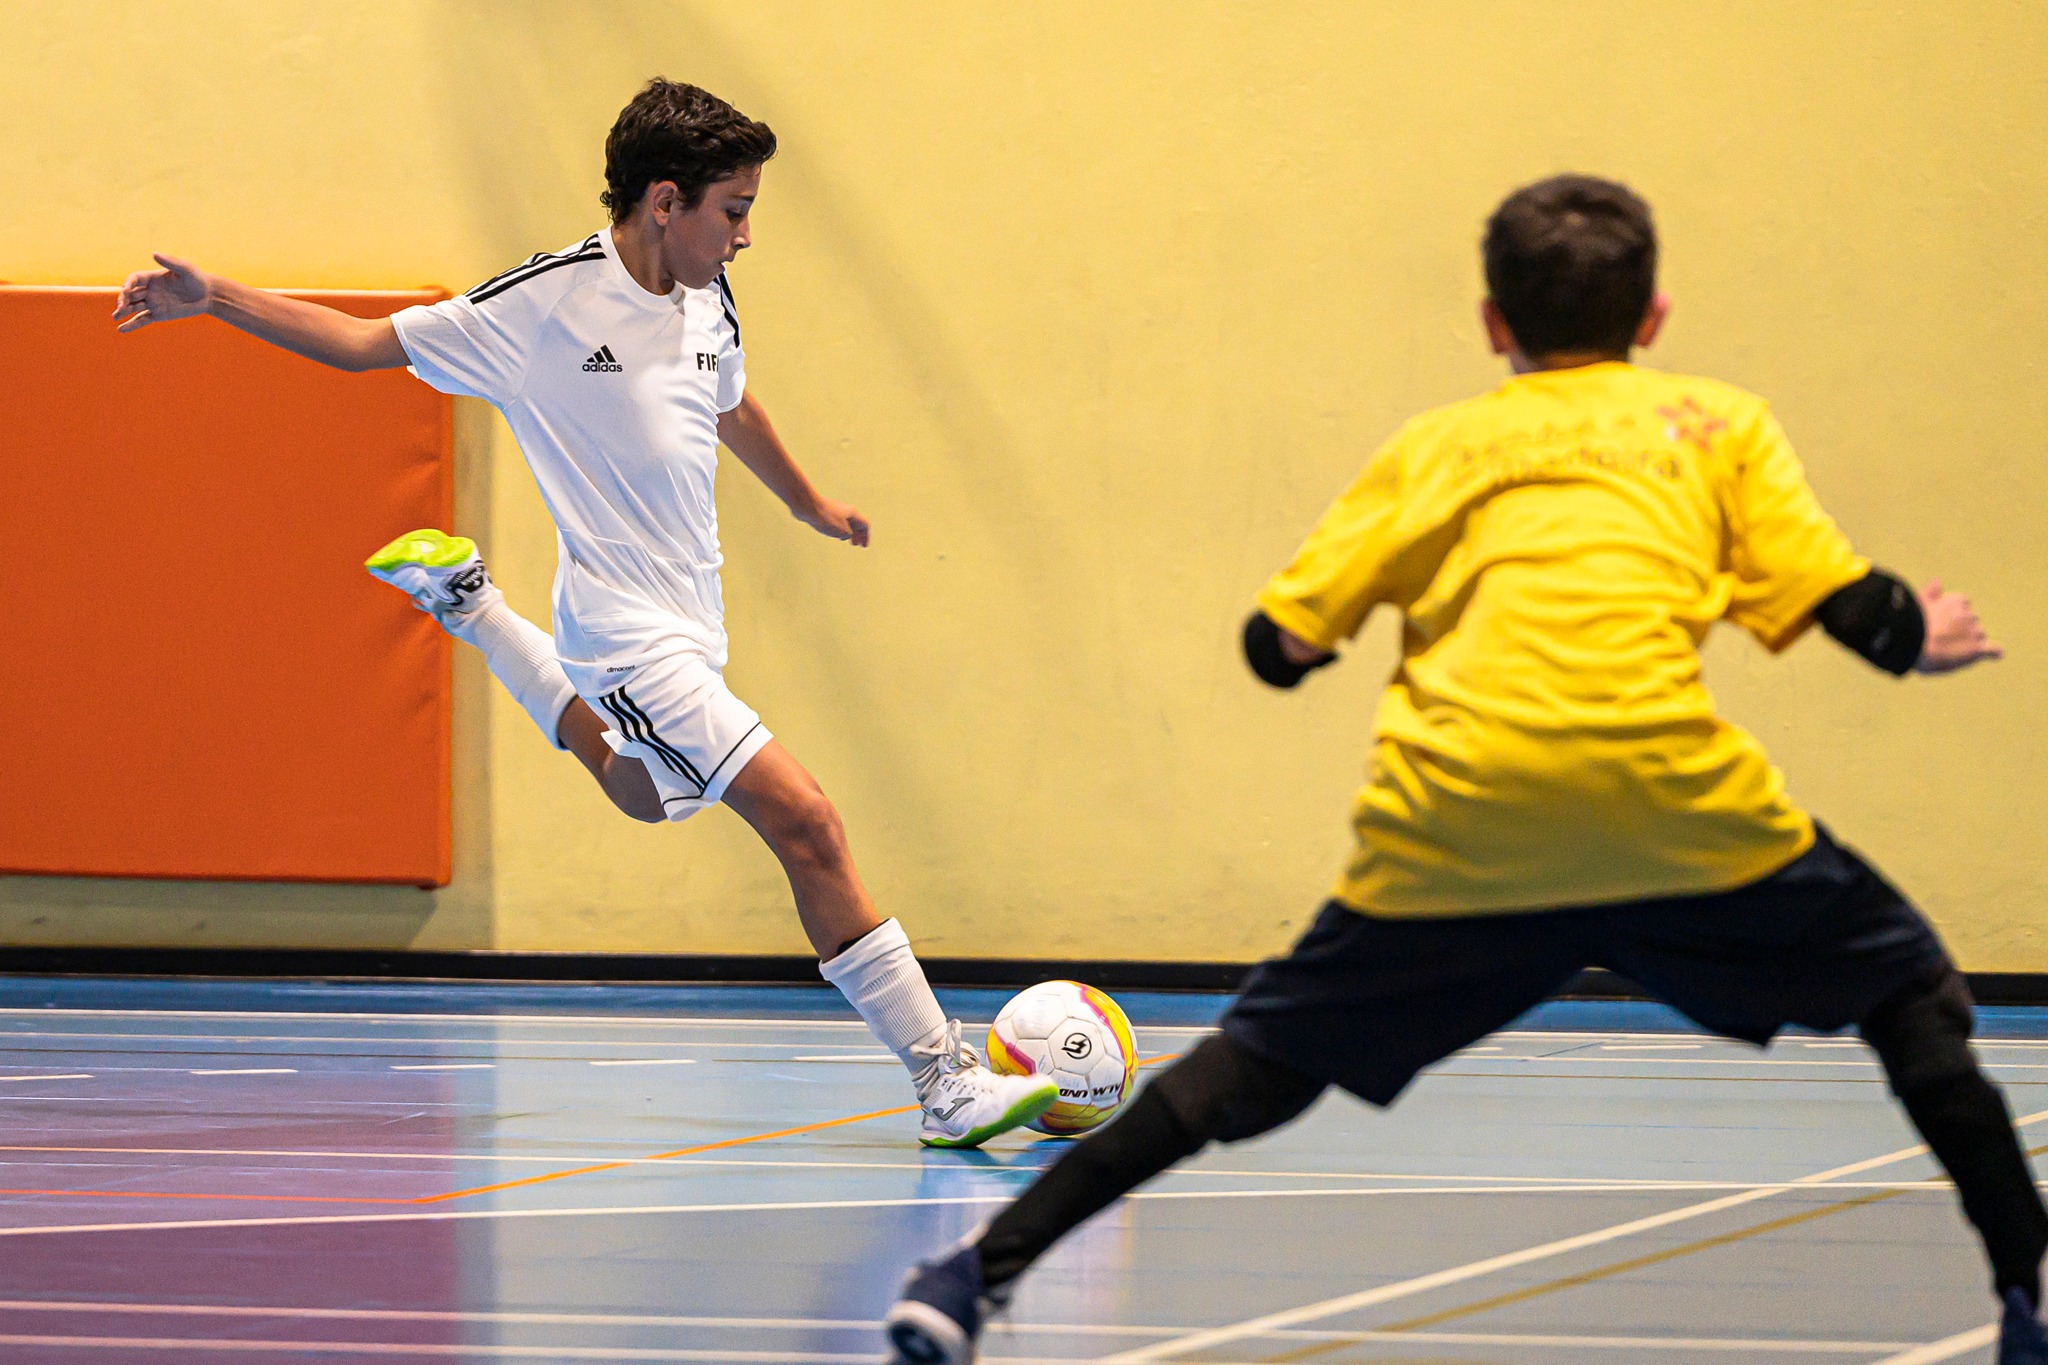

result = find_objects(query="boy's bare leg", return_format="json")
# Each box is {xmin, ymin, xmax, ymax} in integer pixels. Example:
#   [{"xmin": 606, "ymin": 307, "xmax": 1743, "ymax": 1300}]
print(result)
[
  {"xmin": 710, "ymin": 739, "xmax": 1057, "ymax": 1144},
  {"xmin": 556, "ymin": 704, "xmax": 881, "ymax": 962},
  {"xmin": 556, "ymin": 708, "xmax": 883, "ymax": 960},
  {"xmin": 368, "ymin": 537, "xmax": 1054, "ymax": 1146},
  {"xmin": 555, "ymin": 698, "xmax": 665, "ymax": 823},
  {"xmin": 720, "ymin": 739, "xmax": 882, "ymax": 957}
]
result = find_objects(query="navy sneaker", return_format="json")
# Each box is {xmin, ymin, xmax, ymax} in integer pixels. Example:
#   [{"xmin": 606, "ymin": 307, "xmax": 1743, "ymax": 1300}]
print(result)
[
  {"xmin": 2002, "ymin": 1287, "xmax": 2048, "ymax": 1365},
  {"xmin": 885, "ymin": 1243, "xmax": 1003, "ymax": 1365}
]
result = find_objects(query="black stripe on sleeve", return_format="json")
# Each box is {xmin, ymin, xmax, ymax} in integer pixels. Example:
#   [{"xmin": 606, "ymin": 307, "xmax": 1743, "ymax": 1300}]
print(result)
[
  {"xmin": 465, "ymin": 242, "xmax": 581, "ymax": 299},
  {"xmin": 468, "ymin": 249, "xmax": 602, "ymax": 304},
  {"xmin": 464, "ymin": 251, "xmax": 548, "ymax": 298},
  {"xmin": 715, "ymin": 271, "xmax": 741, "ymax": 349},
  {"xmin": 465, "ymin": 235, "xmax": 598, "ymax": 297},
  {"xmin": 466, "ymin": 236, "xmax": 603, "ymax": 303}
]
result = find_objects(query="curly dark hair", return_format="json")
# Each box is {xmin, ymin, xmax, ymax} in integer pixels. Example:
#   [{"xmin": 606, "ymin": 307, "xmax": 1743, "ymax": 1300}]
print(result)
[
  {"xmin": 1483, "ymin": 175, "xmax": 1657, "ymax": 359},
  {"xmin": 601, "ymin": 79, "xmax": 777, "ymax": 223}
]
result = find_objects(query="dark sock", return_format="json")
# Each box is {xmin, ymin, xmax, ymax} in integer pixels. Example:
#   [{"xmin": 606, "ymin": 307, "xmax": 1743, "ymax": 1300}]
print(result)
[
  {"xmin": 977, "ymin": 1082, "xmax": 1205, "ymax": 1288},
  {"xmin": 1863, "ymin": 973, "xmax": 2048, "ymax": 1304},
  {"xmin": 1900, "ymin": 1070, "xmax": 2048, "ymax": 1303}
]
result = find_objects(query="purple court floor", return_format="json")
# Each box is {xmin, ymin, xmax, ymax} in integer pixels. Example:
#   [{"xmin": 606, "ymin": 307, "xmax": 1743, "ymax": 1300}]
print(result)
[{"xmin": 0, "ymin": 976, "xmax": 2039, "ymax": 1362}]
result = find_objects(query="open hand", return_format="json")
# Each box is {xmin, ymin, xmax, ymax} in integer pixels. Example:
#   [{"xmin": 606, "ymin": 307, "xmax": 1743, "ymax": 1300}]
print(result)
[
  {"xmin": 1914, "ymin": 581, "xmax": 2003, "ymax": 674},
  {"xmin": 800, "ymin": 497, "xmax": 871, "ymax": 548},
  {"xmin": 112, "ymin": 254, "xmax": 212, "ymax": 332}
]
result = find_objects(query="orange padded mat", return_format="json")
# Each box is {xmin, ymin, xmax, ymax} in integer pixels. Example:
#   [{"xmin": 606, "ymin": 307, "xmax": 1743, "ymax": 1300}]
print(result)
[{"xmin": 0, "ymin": 286, "xmax": 454, "ymax": 885}]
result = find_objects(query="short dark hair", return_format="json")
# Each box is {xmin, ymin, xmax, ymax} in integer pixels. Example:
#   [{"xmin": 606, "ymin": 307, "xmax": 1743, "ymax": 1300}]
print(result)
[
  {"xmin": 601, "ymin": 79, "xmax": 777, "ymax": 223},
  {"xmin": 1483, "ymin": 175, "xmax": 1657, "ymax": 359}
]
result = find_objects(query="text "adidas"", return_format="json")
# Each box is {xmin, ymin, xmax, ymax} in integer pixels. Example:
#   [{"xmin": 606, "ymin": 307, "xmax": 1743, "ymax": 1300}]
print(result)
[{"xmin": 582, "ymin": 345, "xmax": 623, "ymax": 373}]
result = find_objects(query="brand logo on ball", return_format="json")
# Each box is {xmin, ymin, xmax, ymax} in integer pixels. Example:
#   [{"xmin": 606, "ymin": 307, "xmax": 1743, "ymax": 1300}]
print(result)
[{"xmin": 1061, "ymin": 1033, "xmax": 1093, "ymax": 1060}]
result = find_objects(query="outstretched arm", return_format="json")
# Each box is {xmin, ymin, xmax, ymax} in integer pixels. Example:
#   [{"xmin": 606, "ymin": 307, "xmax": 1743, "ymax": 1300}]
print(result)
[
  {"xmin": 112, "ymin": 254, "xmax": 408, "ymax": 372},
  {"xmin": 716, "ymin": 391, "xmax": 870, "ymax": 547},
  {"xmin": 1814, "ymin": 569, "xmax": 2002, "ymax": 676}
]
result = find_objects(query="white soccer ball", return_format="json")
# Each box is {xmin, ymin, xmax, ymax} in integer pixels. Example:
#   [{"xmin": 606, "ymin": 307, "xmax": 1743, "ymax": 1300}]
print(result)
[{"xmin": 986, "ymin": 980, "xmax": 1138, "ymax": 1135}]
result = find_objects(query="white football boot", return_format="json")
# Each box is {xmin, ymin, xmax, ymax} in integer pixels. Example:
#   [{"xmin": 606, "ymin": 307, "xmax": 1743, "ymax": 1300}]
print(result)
[
  {"xmin": 916, "ymin": 1020, "xmax": 1060, "ymax": 1149},
  {"xmin": 363, "ymin": 528, "xmax": 502, "ymax": 630}
]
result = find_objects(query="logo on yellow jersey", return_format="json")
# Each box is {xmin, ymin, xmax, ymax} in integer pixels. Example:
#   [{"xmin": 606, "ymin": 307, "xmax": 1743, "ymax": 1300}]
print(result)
[{"xmin": 1657, "ymin": 397, "xmax": 1728, "ymax": 454}]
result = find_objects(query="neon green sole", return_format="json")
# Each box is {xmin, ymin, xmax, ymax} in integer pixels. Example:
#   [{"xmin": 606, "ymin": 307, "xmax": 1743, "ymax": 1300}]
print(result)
[
  {"xmin": 919, "ymin": 1081, "xmax": 1060, "ymax": 1150},
  {"xmin": 364, "ymin": 528, "xmax": 475, "ymax": 572}
]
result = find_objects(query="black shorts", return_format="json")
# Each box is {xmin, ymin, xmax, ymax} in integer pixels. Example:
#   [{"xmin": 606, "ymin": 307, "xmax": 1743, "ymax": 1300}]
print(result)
[{"xmin": 1220, "ymin": 824, "xmax": 1954, "ymax": 1107}]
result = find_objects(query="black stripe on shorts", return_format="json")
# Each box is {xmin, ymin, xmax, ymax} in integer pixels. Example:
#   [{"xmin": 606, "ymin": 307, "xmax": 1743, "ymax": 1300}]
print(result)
[{"xmin": 598, "ymin": 689, "xmax": 707, "ymax": 793}]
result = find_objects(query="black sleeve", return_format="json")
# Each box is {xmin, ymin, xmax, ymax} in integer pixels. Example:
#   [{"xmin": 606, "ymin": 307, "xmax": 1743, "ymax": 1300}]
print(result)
[
  {"xmin": 1813, "ymin": 568, "xmax": 1924, "ymax": 676},
  {"xmin": 1243, "ymin": 611, "xmax": 1334, "ymax": 689}
]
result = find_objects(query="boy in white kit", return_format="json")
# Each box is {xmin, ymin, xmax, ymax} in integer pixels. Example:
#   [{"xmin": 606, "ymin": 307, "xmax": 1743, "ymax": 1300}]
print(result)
[{"xmin": 114, "ymin": 78, "xmax": 1057, "ymax": 1149}]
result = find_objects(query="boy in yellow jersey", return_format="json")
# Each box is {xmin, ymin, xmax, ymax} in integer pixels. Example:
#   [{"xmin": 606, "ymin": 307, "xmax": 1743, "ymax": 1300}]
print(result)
[{"xmin": 888, "ymin": 175, "xmax": 2048, "ymax": 1364}]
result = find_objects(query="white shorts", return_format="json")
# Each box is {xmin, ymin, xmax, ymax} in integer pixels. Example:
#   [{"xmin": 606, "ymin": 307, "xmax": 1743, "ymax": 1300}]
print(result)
[{"xmin": 587, "ymin": 653, "xmax": 773, "ymax": 822}]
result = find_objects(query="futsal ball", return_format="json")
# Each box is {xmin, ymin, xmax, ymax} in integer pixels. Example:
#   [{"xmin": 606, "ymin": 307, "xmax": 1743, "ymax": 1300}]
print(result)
[{"xmin": 986, "ymin": 980, "xmax": 1138, "ymax": 1135}]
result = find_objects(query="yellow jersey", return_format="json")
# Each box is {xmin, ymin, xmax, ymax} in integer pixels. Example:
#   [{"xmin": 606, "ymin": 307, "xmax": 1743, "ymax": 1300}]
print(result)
[{"xmin": 1257, "ymin": 362, "xmax": 1868, "ymax": 917}]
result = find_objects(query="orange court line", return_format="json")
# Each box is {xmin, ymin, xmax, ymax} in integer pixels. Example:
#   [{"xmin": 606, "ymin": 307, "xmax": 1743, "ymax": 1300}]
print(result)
[
  {"xmin": 0, "ymin": 1187, "xmax": 412, "ymax": 1206},
  {"xmin": 418, "ymin": 1049, "xmax": 1185, "ymax": 1205},
  {"xmin": 413, "ymin": 1104, "xmax": 922, "ymax": 1204},
  {"xmin": 0, "ymin": 1053, "xmax": 1189, "ymax": 1212}
]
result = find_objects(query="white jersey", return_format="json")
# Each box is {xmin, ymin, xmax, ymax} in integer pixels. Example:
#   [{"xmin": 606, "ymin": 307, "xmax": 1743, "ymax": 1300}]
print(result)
[{"xmin": 391, "ymin": 230, "xmax": 746, "ymax": 694}]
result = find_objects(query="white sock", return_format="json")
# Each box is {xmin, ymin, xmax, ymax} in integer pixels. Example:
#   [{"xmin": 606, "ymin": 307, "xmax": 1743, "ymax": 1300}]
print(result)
[
  {"xmin": 818, "ymin": 918, "xmax": 955, "ymax": 1093},
  {"xmin": 449, "ymin": 599, "xmax": 577, "ymax": 750}
]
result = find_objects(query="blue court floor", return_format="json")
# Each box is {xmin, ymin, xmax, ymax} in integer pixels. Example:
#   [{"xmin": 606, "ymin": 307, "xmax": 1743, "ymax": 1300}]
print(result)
[{"xmin": 0, "ymin": 978, "xmax": 2039, "ymax": 1362}]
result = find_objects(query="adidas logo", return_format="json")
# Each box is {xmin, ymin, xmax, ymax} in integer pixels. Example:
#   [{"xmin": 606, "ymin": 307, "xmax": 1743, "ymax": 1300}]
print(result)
[{"xmin": 582, "ymin": 345, "xmax": 623, "ymax": 373}]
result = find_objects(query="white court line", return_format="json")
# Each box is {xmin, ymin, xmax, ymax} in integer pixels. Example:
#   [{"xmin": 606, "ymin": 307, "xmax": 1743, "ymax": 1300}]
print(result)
[
  {"xmin": 0, "ymin": 1177, "xmax": 1984, "ymax": 1241},
  {"xmin": 0, "ymin": 1031, "xmax": 931, "ymax": 1049},
  {"xmin": 0, "ymin": 1008, "xmax": 888, "ymax": 1027},
  {"xmin": 586, "ymin": 1059, "xmax": 696, "ymax": 1067},
  {"xmin": 1249, "ymin": 1329, "xmax": 1917, "ymax": 1354},
  {"xmin": 390, "ymin": 1064, "xmax": 494, "ymax": 1072},
  {"xmin": 0, "ymin": 1304, "xmax": 1935, "ymax": 1354},
  {"xmin": 1597, "ymin": 1043, "xmax": 1704, "ymax": 1050},
  {"xmin": 0, "ymin": 1144, "xmax": 1923, "ymax": 1185},
  {"xmin": 0, "ymin": 1331, "xmax": 1946, "ymax": 1361},
  {"xmin": 0, "ymin": 1301, "xmax": 901, "ymax": 1329},
  {"xmin": 1096, "ymin": 1106, "xmax": 2048, "ymax": 1363},
  {"xmin": 186, "ymin": 1068, "xmax": 296, "ymax": 1076},
  {"xmin": 17, "ymin": 1046, "xmax": 2044, "ymax": 1072},
  {"xmin": 9, "ymin": 1016, "xmax": 2041, "ymax": 1049},
  {"xmin": 0, "ymin": 1194, "xmax": 1008, "ymax": 1238},
  {"xmin": 0, "ymin": 1075, "xmax": 92, "ymax": 1083},
  {"xmin": 1869, "ymin": 1324, "xmax": 1999, "ymax": 1363},
  {"xmin": 15, "ymin": 1010, "xmax": 2008, "ymax": 1049},
  {"xmin": 0, "ymin": 1340, "xmax": 873, "ymax": 1362},
  {"xmin": 1474, "ymin": 1056, "xmax": 1882, "ymax": 1069}
]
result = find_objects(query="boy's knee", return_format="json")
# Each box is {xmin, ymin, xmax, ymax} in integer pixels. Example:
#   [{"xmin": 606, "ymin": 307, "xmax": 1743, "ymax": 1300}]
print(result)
[
  {"xmin": 765, "ymin": 786, "xmax": 848, "ymax": 866},
  {"xmin": 1860, "ymin": 971, "xmax": 1978, "ymax": 1098},
  {"xmin": 1152, "ymin": 1034, "xmax": 1324, "ymax": 1145}
]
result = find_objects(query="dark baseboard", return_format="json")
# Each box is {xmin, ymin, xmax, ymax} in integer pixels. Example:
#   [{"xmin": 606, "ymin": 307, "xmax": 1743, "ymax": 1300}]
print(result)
[{"xmin": 0, "ymin": 947, "xmax": 2042, "ymax": 1007}]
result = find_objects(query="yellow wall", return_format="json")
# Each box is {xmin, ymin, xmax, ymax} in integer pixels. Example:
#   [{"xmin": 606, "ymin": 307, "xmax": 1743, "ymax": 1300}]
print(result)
[{"xmin": 4, "ymin": 1, "xmax": 2044, "ymax": 967}]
